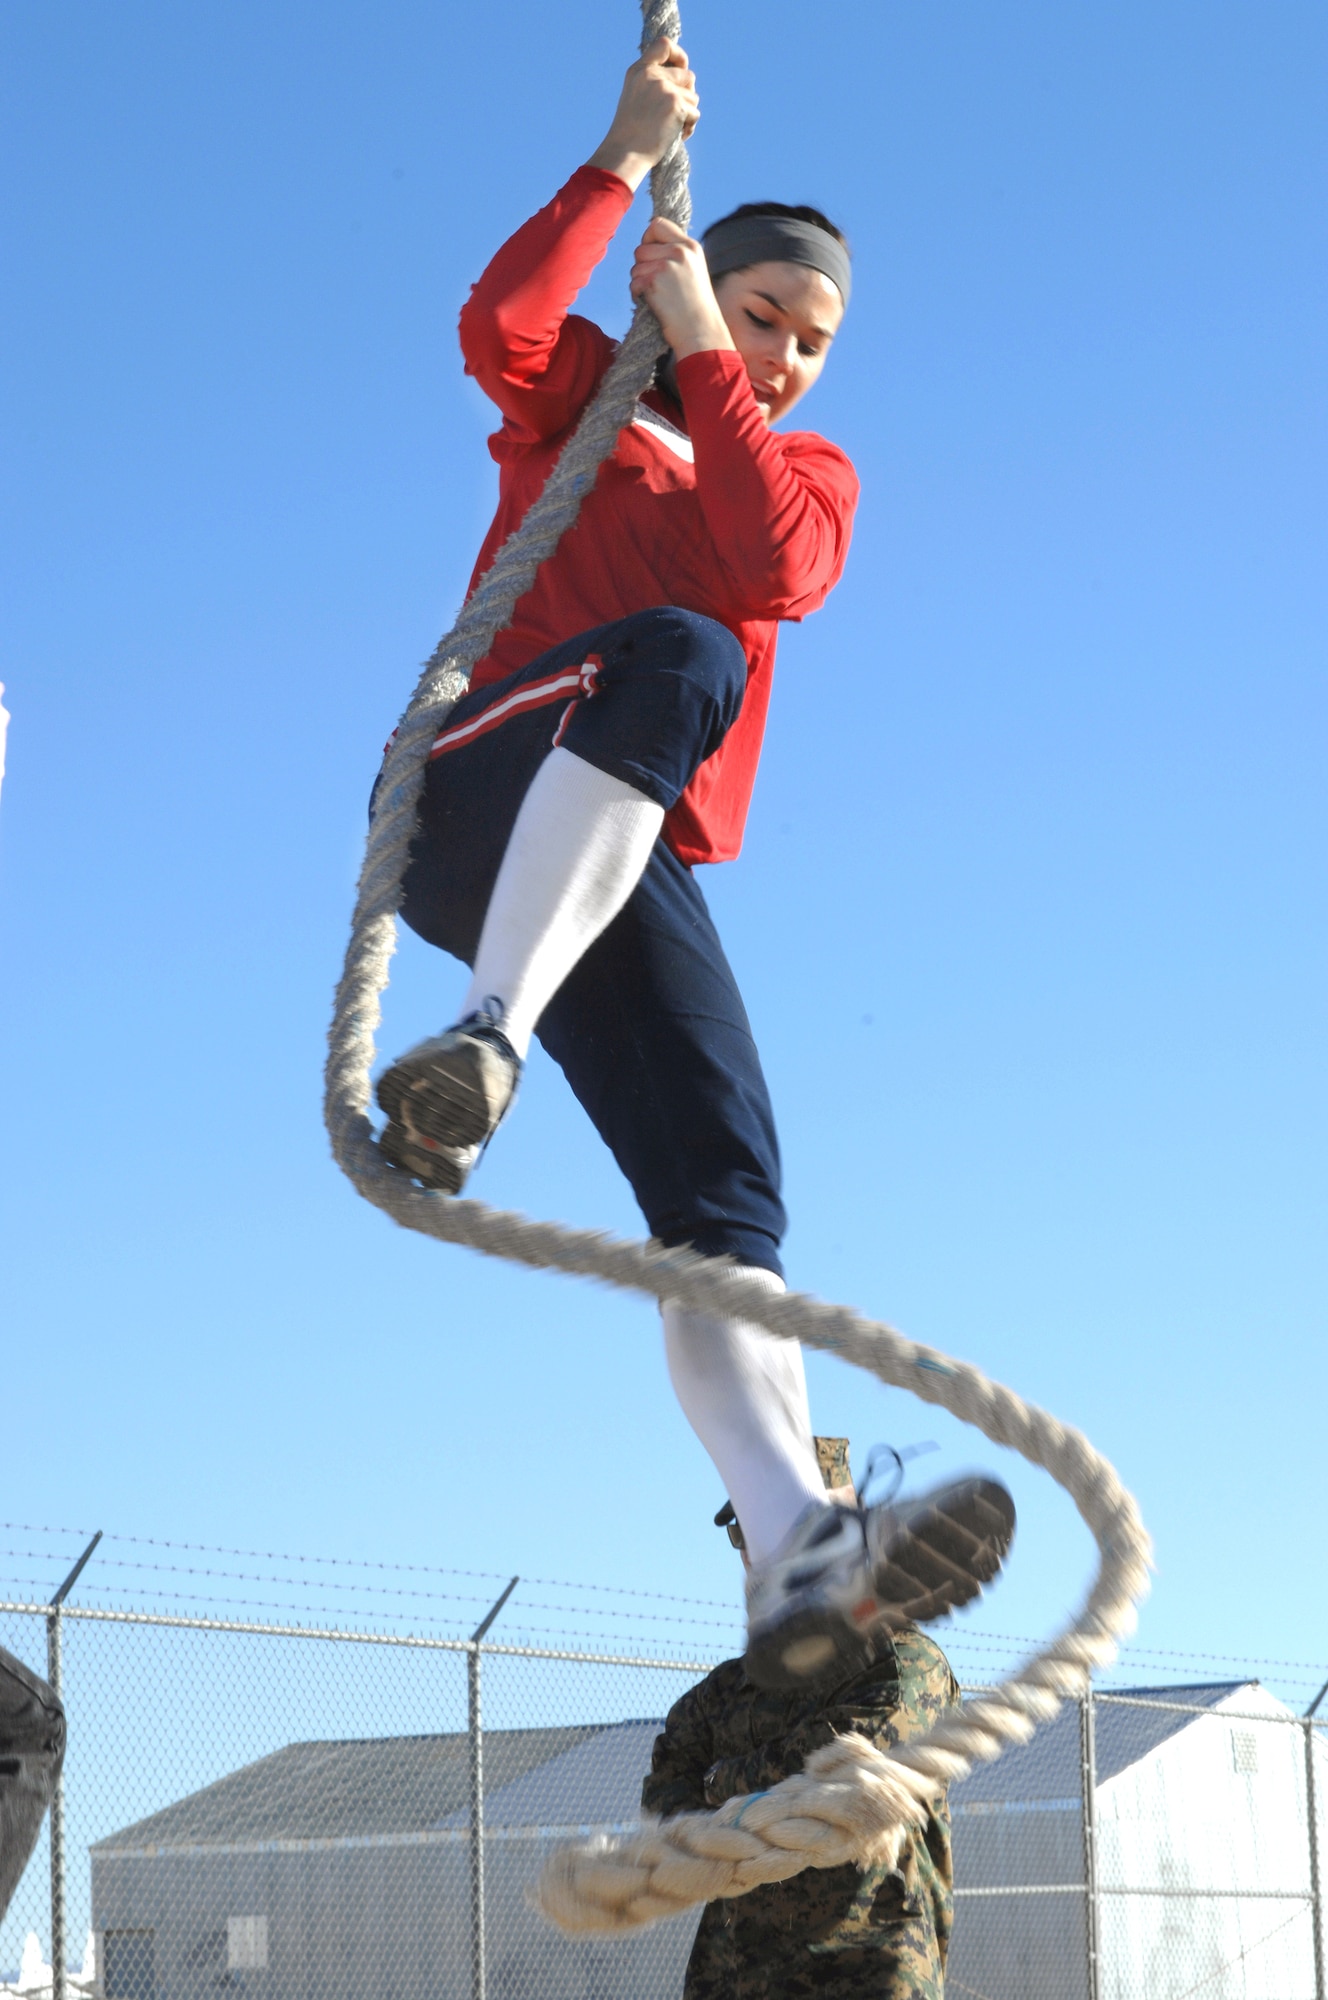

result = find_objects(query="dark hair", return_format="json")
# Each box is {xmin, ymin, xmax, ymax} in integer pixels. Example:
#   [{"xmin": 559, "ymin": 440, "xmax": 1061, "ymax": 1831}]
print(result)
[
  {"xmin": 703, "ymin": 200, "xmax": 849, "ymax": 252},
  {"xmin": 651, "ymin": 201, "xmax": 850, "ymax": 405}
]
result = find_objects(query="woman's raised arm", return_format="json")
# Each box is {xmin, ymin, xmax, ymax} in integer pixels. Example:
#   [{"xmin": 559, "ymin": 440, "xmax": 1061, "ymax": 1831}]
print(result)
[
  {"xmin": 459, "ymin": 39, "xmax": 697, "ymax": 441},
  {"xmin": 588, "ymin": 36, "xmax": 699, "ymax": 191}
]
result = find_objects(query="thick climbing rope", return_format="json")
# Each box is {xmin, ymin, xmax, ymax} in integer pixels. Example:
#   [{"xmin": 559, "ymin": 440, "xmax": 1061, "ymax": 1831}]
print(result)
[{"xmin": 324, "ymin": 0, "xmax": 1151, "ymax": 1937}]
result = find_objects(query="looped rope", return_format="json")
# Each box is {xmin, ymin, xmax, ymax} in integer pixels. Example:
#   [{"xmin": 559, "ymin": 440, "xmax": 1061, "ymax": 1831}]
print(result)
[{"xmin": 323, "ymin": 0, "xmax": 1152, "ymax": 1937}]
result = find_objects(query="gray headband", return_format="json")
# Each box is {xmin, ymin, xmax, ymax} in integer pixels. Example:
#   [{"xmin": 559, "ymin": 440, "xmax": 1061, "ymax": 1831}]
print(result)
[{"xmin": 702, "ymin": 214, "xmax": 851, "ymax": 307}]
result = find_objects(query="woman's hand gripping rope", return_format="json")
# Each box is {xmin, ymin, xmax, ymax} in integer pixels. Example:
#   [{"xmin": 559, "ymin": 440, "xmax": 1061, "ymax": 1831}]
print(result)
[{"xmin": 589, "ymin": 35, "xmax": 699, "ymax": 193}]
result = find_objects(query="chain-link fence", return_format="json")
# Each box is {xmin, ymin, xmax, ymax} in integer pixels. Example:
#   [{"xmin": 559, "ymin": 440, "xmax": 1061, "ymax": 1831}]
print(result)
[
  {"xmin": 947, "ymin": 1686, "xmax": 1328, "ymax": 2000},
  {"xmin": 2, "ymin": 1595, "xmax": 1325, "ymax": 2000}
]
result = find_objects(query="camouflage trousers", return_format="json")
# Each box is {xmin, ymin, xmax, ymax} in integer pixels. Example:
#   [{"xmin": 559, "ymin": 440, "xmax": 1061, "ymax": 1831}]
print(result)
[{"xmin": 682, "ymin": 1895, "xmax": 945, "ymax": 1999}]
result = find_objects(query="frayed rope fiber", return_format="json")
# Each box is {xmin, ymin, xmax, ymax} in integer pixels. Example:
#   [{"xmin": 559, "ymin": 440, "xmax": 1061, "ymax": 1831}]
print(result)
[{"xmin": 323, "ymin": 0, "xmax": 1152, "ymax": 1938}]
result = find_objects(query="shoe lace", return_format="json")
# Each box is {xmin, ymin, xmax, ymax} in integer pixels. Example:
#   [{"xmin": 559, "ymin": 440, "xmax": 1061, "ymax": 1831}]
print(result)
[
  {"xmin": 458, "ymin": 998, "xmax": 522, "ymax": 1073},
  {"xmin": 857, "ymin": 1439, "xmax": 940, "ymax": 1509}
]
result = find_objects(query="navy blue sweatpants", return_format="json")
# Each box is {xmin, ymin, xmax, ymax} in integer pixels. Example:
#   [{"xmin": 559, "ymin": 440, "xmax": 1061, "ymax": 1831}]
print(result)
[{"xmin": 397, "ymin": 606, "xmax": 787, "ymax": 1277}]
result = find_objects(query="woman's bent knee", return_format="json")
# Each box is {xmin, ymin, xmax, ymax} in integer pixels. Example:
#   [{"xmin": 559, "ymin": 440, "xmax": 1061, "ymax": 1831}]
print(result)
[{"xmin": 610, "ymin": 607, "xmax": 747, "ymax": 716}]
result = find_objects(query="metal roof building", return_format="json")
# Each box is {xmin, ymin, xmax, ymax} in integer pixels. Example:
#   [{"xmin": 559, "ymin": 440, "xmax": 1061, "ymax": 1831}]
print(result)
[{"xmin": 91, "ymin": 1719, "xmax": 698, "ymax": 2000}]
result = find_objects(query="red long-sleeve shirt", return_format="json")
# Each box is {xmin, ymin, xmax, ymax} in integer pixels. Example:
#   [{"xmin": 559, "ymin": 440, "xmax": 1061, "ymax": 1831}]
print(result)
[{"xmin": 459, "ymin": 166, "xmax": 859, "ymax": 867}]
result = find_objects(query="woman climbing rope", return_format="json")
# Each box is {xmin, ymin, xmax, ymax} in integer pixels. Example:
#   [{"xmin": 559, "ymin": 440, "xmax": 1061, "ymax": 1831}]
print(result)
[{"xmin": 373, "ymin": 34, "xmax": 1014, "ymax": 1689}]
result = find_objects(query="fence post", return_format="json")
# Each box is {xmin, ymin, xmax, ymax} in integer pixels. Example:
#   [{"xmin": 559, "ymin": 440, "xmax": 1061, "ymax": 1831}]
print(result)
[
  {"xmin": 46, "ymin": 1533, "xmax": 101, "ymax": 2000},
  {"xmin": 1080, "ymin": 1687, "xmax": 1101, "ymax": 2000},
  {"xmin": 1306, "ymin": 1680, "xmax": 1328, "ymax": 2000},
  {"xmin": 45, "ymin": 1609, "xmax": 65, "ymax": 2000},
  {"xmin": 467, "ymin": 1579, "xmax": 519, "ymax": 2000}
]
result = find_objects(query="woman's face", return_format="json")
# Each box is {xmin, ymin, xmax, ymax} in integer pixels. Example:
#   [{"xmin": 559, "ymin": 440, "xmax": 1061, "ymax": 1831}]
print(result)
[{"xmin": 713, "ymin": 259, "xmax": 845, "ymax": 423}]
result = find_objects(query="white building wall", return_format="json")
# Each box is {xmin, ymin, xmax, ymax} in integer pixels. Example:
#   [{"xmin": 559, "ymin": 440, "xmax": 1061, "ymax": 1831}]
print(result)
[{"xmin": 1096, "ymin": 1688, "xmax": 1323, "ymax": 2000}]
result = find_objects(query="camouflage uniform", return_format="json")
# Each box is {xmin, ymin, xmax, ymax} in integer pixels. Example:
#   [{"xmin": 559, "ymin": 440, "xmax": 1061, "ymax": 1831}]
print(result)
[
  {"xmin": 642, "ymin": 1627, "xmax": 959, "ymax": 1999},
  {"xmin": 812, "ymin": 1438, "xmax": 853, "ymax": 1490}
]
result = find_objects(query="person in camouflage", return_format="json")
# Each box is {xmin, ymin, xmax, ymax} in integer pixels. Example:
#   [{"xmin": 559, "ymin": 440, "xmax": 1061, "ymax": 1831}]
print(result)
[{"xmin": 641, "ymin": 1440, "xmax": 960, "ymax": 1998}]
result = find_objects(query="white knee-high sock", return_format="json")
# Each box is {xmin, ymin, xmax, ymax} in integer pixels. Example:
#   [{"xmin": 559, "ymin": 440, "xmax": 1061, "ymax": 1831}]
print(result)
[
  {"xmin": 461, "ymin": 748, "xmax": 665, "ymax": 1059},
  {"xmin": 662, "ymin": 1269, "xmax": 828, "ymax": 1568}
]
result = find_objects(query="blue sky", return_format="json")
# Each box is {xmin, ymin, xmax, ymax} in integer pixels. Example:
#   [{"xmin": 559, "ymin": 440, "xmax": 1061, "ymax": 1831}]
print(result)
[{"xmin": 2, "ymin": 0, "xmax": 1325, "ymax": 1695}]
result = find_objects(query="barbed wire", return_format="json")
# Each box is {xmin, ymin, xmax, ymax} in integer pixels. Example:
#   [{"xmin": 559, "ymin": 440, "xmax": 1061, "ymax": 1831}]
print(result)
[
  {"xmin": 0, "ymin": 1576, "xmax": 742, "ymax": 1637},
  {"xmin": 0, "ymin": 1524, "xmax": 735, "ymax": 1613},
  {"xmin": 0, "ymin": 1552, "xmax": 740, "ymax": 1628},
  {"xmin": 942, "ymin": 1629, "xmax": 1328, "ymax": 1677},
  {"xmin": 0, "ymin": 1599, "xmax": 727, "ymax": 1663},
  {"xmin": 2, "ymin": 1583, "xmax": 1320, "ymax": 1695},
  {"xmin": 5, "ymin": 1524, "xmax": 1322, "ymax": 1685}
]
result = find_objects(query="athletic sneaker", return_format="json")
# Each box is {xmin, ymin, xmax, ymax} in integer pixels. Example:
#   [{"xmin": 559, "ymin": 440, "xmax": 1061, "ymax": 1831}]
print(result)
[
  {"xmin": 376, "ymin": 1007, "xmax": 522, "ymax": 1195},
  {"xmin": 744, "ymin": 1476, "xmax": 1016, "ymax": 1690}
]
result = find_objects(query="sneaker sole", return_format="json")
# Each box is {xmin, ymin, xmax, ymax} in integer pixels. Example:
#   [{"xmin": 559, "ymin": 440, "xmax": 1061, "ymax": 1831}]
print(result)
[
  {"xmin": 872, "ymin": 1477, "xmax": 1016, "ymax": 1626},
  {"xmin": 744, "ymin": 1597, "xmax": 885, "ymax": 1692},
  {"xmin": 377, "ymin": 1118, "xmax": 477, "ymax": 1195},
  {"xmin": 376, "ymin": 1044, "xmax": 503, "ymax": 1153},
  {"xmin": 744, "ymin": 1479, "xmax": 1016, "ymax": 1692}
]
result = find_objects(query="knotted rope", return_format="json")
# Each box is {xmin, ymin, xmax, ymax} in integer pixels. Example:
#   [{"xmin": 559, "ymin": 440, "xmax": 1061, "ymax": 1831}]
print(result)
[{"xmin": 324, "ymin": 0, "xmax": 1151, "ymax": 1937}]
